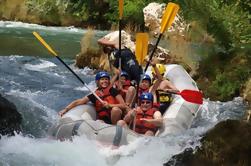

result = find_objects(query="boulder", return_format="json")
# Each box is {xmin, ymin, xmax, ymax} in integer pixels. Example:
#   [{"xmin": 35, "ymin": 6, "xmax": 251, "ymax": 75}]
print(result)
[
  {"xmin": 0, "ymin": 94, "xmax": 22, "ymax": 136},
  {"xmin": 143, "ymin": 2, "xmax": 189, "ymax": 36}
]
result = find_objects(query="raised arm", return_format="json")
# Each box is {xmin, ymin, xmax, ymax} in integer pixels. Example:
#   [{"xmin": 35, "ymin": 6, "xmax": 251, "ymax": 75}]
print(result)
[
  {"xmin": 162, "ymin": 80, "xmax": 179, "ymax": 93},
  {"xmin": 149, "ymin": 60, "xmax": 163, "ymax": 93},
  {"xmin": 110, "ymin": 67, "xmax": 120, "ymax": 86}
]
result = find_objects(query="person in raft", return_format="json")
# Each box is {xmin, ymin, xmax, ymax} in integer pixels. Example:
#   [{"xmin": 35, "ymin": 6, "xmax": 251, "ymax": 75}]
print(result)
[
  {"xmin": 112, "ymin": 69, "xmax": 136, "ymax": 108},
  {"xmin": 137, "ymin": 60, "xmax": 163, "ymax": 108},
  {"xmin": 59, "ymin": 71, "xmax": 128, "ymax": 125},
  {"xmin": 117, "ymin": 92, "xmax": 163, "ymax": 136},
  {"xmin": 150, "ymin": 64, "xmax": 179, "ymax": 115},
  {"xmin": 98, "ymin": 37, "xmax": 142, "ymax": 85}
]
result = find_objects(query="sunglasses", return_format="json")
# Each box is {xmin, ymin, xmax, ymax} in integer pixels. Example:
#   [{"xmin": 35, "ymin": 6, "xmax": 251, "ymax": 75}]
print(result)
[{"xmin": 141, "ymin": 101, "xmax": 152, "ymax": 104}]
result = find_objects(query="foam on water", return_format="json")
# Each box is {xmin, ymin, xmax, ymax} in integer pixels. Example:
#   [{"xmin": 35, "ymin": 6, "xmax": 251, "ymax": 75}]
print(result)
[
  {"xmin": 24, "ymin": 59, "xmax": 57, "ymax": 71},
  {"xmin": 0, "ymin": 129, "xmax": 204, "ymax": 166},
  {"xmin": 0, "ymin": 134, "xmax": 106, "ymax": 166},
  {"xmin": 0, "ymin": 21, "xmax": 85, "ymax": 34},
  {"xmin": 0, "ymin": 55, "xmax": 248, "ymax": 165}
]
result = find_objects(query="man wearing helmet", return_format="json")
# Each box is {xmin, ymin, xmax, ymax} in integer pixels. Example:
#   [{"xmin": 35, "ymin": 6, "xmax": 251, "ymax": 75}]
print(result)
[
  {"xmin": 117, "ymin": 92, "xmax": 163, "ymax": 136},
  {"xmin": 113, "ymin": 70, "xmax": 136, "ymax": 107},
  {"xmin": 138, "ymin": 60, "xmax": 163, "ymax": 98},
  {"xmin": 150, "ymin": 64, "xmax": 179, "ymax": 114},
  {"xmin": 59, "ymin": 71, "xmax": 128, "ymax": 125}
]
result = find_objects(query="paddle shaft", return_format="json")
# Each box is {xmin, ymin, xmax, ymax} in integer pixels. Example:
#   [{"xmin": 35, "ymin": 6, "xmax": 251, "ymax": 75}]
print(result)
[
  {"xmin": 119, "ymin": 19, "xmax": 122, "ymax": 72},
  {"xmin": 55, "ymin": 56, "xmax": 104, "ymax": 103},
  {"xmin": 32, "ymin": 31, "xmax": 104, "ymax": 103},
  {"xmin": 144, "ymin": 33, "xmax": 163, "ymax": 73},
  {"xmin": 56, "ymin": 56, "xmax": 85, "ymax": 87}
]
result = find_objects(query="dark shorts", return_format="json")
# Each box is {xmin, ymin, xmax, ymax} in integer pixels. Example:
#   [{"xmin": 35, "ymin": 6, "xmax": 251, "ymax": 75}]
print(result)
[{"xmin": 159, "ymin": 103, "xmax": 171, "ymax": 115}]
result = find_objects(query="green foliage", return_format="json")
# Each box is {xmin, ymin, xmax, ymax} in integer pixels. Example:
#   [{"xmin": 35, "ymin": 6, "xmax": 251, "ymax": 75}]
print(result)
[
  {"xmin": 177, "ymin": 0, "xmax": 251, "ymax": 51},
  {"xmin": 199, "ymin": 52, "xmax": 251, "ymax": 101},
  {"xmin": 175, "ymin": 0, "xmax": 251, "ymax": 100},
  {"xmin": 25, "ymin": 0, "xmax": 168, "ymax": 29}
]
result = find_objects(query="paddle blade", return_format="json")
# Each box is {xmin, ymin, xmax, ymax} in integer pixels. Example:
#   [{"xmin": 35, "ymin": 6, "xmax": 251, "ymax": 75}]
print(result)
[
  {"xmin": 135, "ymin": 33, "xmax": 149, "ymax": 65},
  {"xmin": 160, "ymin": 2, "xmax": 180, "ymax": 33},
  {"xmin": 179, "ymin": 90, "xmax": 203, "ymax": 104},
  {"xmin": 32, "ymin": 31, "xmax": 58, "ymax": 56},
  {"xmin": 119, "ymin": 0, "xmax": 124, "ymax": 19}
]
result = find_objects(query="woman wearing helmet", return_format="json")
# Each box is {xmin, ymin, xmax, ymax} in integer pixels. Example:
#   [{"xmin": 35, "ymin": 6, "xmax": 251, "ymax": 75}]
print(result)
[
  {"xmin": 59, "ymin": 71, "xmax": 128, "ymax": 125},
  {"xmin": 150, "ymin": 64, "xmax": 179, "ymax": 114},
  {"xmin": 117, "ymin": 92, "xmax": 163, "ymax": 136}
]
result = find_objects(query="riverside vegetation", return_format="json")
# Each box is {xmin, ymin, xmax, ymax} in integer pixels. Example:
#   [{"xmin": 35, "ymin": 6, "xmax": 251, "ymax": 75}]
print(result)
[{"xmin": 0, "ymin": 0, "xmax": 250, "ymax": 101}]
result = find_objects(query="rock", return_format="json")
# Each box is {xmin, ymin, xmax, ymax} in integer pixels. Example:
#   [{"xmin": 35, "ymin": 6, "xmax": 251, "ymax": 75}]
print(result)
[
  {"xmin": 98, "ymin": 30, "xmax": 135, "ymax": 52},
  {"xmin": 148, "ymin": 43, "xmax": 171, "ymax": 63},
  {"xmin": 143, "ymin": 3, "xmax": 166, "ymax": 35},
  {"xmin": 0, "ymin": 94, "xmax": 22, "ymax": 137},
  {"xmin": 165, "ymin": 120, "xmax": 251, "ymax": 166},
  {"xmin": 143, "ymin": 3, "xmax": 189, "ymax": 36}
]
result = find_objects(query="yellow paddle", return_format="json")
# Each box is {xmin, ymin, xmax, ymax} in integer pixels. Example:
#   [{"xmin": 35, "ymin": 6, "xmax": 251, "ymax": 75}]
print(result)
[
  {"xmin": 119, "ymin": 0, "xmax": 123, "ymax": 20},
  {"xmin": 144, "ymin": 2, "xmax": 180, "ymax": 72},
  {"xmin": 32, "ymin": 31, "xmax": 104, "ymax": 103},
  {"xmin": 135, "ymin": 33, "xmax": 149, "ymax": 65},
  {"xmin": 133, "ymin": 33, "xmax": 149, "ymax": 107}
]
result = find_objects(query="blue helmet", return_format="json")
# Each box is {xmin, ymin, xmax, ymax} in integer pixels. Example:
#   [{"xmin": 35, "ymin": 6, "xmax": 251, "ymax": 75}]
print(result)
[
  {"xmin": 142, "ymin": 74, "xmax": 151, "ymax": 83},
  {"xmin": 139, "ymin": 92, "xmax": 153, "ymax": 102},
  {"xmin": 120, "ymin": 71, "xmax": 129, "ymax": 78},
  {"xmin": 95, "ymin": 71, "xmax": 110, "ymax": 81}
]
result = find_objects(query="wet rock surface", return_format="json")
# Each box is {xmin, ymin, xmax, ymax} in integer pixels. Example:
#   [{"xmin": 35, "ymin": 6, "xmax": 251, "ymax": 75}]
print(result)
[{"xmin": 0, "ymin": 94, "xmax": 22, "ymax": 137}]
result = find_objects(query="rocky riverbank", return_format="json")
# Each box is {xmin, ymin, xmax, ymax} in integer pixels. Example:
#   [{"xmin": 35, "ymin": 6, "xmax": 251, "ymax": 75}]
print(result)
[{"xmin": 165, "ymin": 119, "xmax": 251, "ymax": 166}]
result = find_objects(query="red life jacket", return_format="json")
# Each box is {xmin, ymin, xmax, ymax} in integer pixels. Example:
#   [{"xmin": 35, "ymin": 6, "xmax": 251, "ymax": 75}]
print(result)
[
  {"xmin": 95, "ymin": 86, "xmax": 118, "ymax": 121},
  {"xmin": 115, "ymin": 80, "xmax": 131, "ymax": 99},
  {"xmin": 135, "ymin": 108, "xmax": 157, "ymax": 134}
]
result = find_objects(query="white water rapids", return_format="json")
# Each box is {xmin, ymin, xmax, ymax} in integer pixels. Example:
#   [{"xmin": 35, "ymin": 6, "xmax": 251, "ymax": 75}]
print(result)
[{"xmin": 0, "ymin": 22, "xmax": 247, "ymax": 166}]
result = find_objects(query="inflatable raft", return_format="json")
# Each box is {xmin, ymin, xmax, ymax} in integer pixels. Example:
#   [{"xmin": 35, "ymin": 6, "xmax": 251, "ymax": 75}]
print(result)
[{"xmin": 48, "ymin": 64, "xmax": 202, "ymax": 146}]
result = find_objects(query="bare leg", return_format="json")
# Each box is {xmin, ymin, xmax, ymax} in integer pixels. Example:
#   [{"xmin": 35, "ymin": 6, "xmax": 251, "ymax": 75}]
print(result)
[
  {"xmin": 145, "ymin": 130, "xmax": 154, "ymax": 136},
  {"xmin": 117, "ymin": 120, "xmax": 128, "ymax": 127},
  {"xmin": 125, "ymin": 86, "xmax": 136, "ymax": 107},
  {"xmin": 111, "ymin": 107, "xmax": 122, "ymax": 124}
]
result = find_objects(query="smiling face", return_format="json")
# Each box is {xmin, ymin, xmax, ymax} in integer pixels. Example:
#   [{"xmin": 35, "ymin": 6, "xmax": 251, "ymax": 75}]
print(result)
[
  {"xmin": 140, "ymin": 99, "xmax": 152, "ymax": 111},
  {"xmin": 120, "ymin": 76, "xmax": 127, "ymax": 85},
  {"xmin": 97, "ymin": 77, "xmax": 110, "ymax": 88},
  {"xmin": 140, "ymin": 80, "xmax": 151, "ymax": 90}
]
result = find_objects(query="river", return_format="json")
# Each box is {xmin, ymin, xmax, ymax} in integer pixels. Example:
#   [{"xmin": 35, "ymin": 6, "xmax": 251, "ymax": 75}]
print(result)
[{"xmin": 0, "ymin": 21, "xmax": 248, "ymax": 166}]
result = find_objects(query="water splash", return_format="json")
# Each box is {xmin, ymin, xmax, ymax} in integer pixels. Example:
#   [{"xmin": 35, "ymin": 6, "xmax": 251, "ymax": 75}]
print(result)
[{"xmin": 0, "ymin": 55, "xmax": 247, "ymax": 165}]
